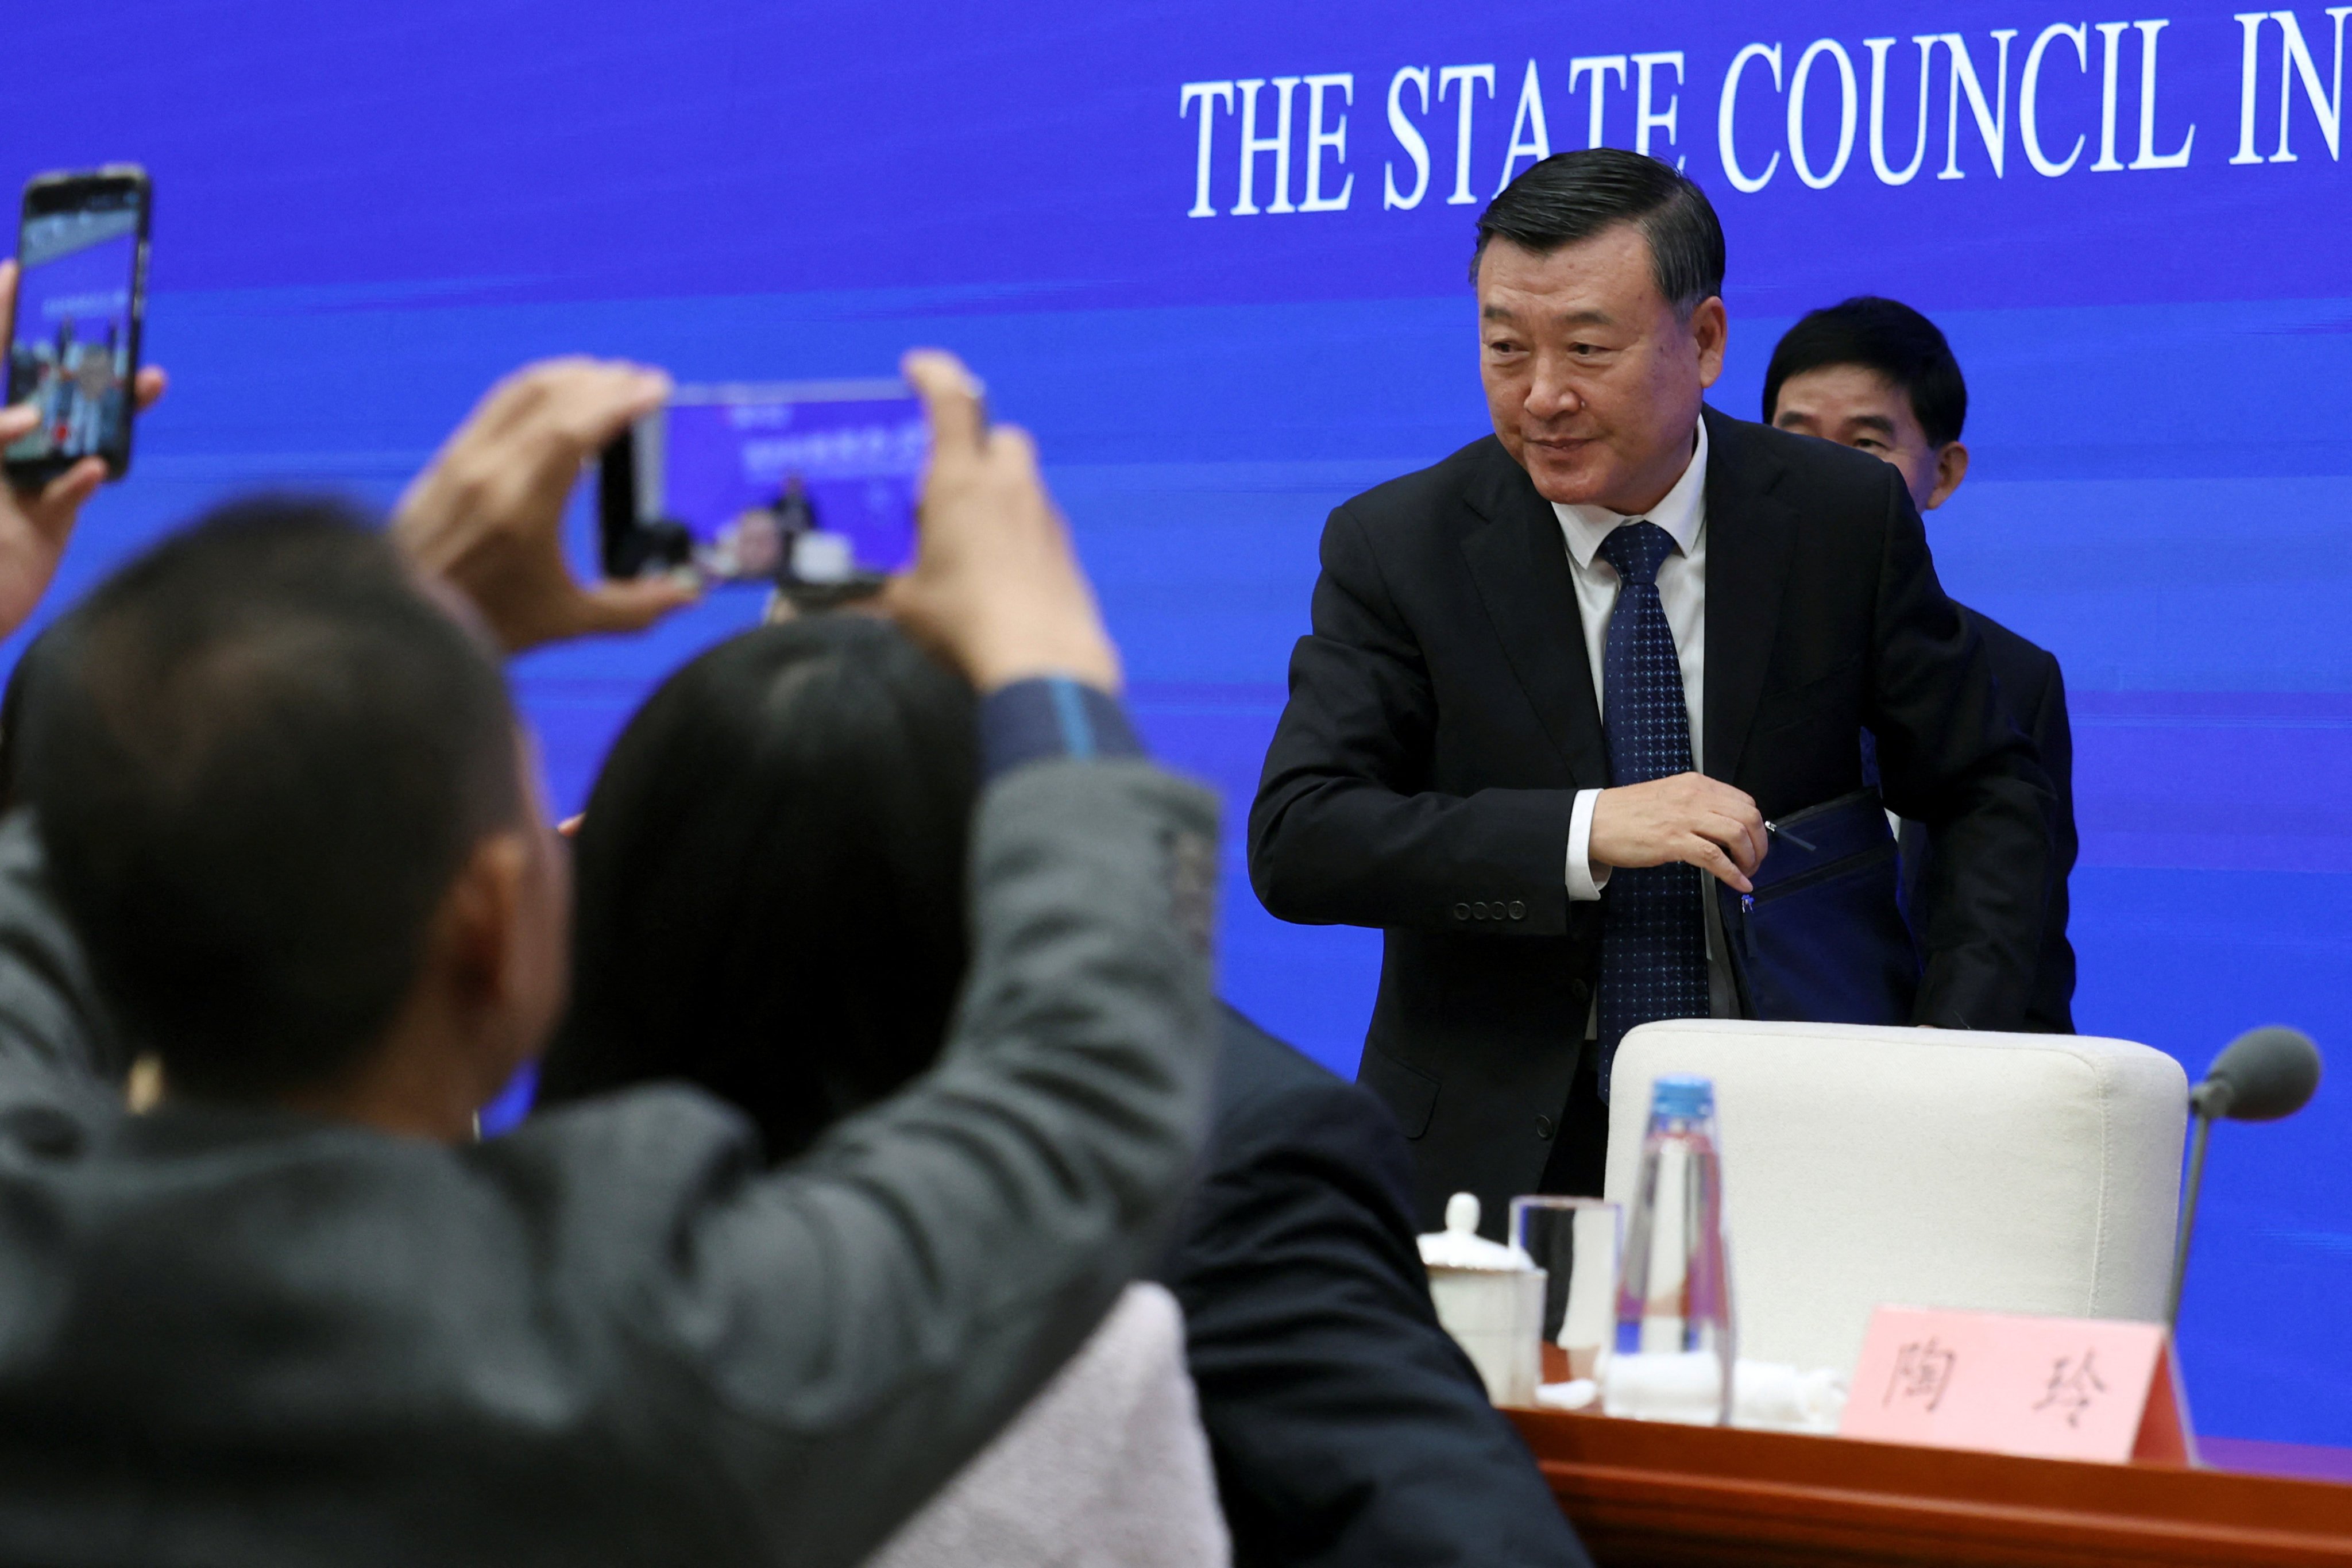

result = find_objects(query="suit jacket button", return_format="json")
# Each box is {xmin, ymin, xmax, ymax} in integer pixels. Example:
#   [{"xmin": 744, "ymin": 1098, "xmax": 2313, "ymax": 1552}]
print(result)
[
  {"xmin": 1472, "ymin": 901, "xmax": 1488, "ymax": 919},
  {"xmin": 1508, "ymin": 900, "xmax": 1525, "ymax": 920},
  {"xmin": 1535, "ymin": 1114, "xmax": 1555, "ymax": 1140},
  {"xmin": 1454, "ymin": 903, "xmax": 1471, "ymax": 921}
]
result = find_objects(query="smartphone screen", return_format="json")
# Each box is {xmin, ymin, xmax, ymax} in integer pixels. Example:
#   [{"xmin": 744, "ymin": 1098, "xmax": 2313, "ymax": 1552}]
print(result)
[
  {"xmin": 603, "ymin": 381, "xmax": 925, "ymax": 588},
  {"xmin": 4, "ymin": 169, "xmax": 149, "ymax": 483}
]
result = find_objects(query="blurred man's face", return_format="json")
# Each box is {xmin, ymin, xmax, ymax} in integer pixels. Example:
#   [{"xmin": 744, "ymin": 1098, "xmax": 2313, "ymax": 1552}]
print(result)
[
  {"xmin": 1770, "ymin": 363, "xmax": 1968, "ymax": 511},
  {"xmin": 1477, "ymin": 226, "xmax": 1725, "ymax": 515}
]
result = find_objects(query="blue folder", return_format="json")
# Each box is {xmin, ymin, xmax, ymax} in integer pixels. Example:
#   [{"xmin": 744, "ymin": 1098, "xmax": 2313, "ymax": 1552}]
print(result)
[{"xmin": 1716, "ymin": 788, "xmax": 1920, "ymax": 1027}]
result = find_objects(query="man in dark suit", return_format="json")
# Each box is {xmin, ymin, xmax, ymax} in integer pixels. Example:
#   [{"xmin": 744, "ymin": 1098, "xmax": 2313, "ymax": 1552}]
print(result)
[
  {"xmin": 1249, "ymin": 150, "xmax": 2054, "ymax": 1231},
  {"xmin": 1763, "ymin": 296, "xmax": 2076, "ymax": 1033},
  {"xmin": 1156, "ymin": 1005, "xmax": 1590, "ymax": 1567}
]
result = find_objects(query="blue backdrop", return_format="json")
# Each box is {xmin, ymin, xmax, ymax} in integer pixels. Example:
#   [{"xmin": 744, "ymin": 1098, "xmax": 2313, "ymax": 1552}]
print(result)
[{"xmin": 6, "ymin": 0, "xmax": 2349, "ymax": 1444}]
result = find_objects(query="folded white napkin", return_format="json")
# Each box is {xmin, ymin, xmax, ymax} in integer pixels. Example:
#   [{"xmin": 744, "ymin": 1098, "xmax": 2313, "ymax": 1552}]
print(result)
[
  {"xmin": 1537, "ymin": 1354, "xmax": 1848, "ymax": 1433},
  {"xmin": 1731, "ymin": 1359, "xmax": 1849, "ymax": 1433}
]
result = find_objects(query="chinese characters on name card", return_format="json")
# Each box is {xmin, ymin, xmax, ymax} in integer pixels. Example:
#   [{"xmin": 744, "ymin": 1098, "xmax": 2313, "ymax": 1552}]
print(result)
[{"xmin": 1841, "ymin": 1306, "xmax": 2195, "ymax": 1465}]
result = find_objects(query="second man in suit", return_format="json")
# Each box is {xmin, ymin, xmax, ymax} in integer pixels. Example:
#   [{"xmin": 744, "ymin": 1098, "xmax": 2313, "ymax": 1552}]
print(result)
[
  {"xmin": 1763, "ymin": 296, "xmax": 2077, "ymax": 1033},
  {"xmin": 1249, "ymin": 150, "xmax": 2054, "ymax": 1230}
]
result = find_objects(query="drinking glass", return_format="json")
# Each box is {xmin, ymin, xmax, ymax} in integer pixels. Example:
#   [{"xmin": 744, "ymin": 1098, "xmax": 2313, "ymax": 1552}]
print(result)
[{"xmin": 1508, "ymin": 1195, "xmax": 1623, "ymax": 1389}]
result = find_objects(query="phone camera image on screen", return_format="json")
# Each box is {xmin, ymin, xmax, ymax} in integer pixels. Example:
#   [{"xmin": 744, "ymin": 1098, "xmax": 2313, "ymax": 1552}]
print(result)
[
  {"xmin": 5, "ymin": 169, "xmax": 150, "ymax": 485},
  {"xmin": 601, "ymin": 381, "xmax": 925, "ymax": 598}
]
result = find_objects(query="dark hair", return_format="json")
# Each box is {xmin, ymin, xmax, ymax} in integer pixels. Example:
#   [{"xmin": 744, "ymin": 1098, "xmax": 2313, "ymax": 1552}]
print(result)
[
  {"xmin": 0, "ymin": 625, "xmax": 59, "ymax": 817},
  {"xmin": 20, "ymin": 497, "xmax": 523, "ymax": 1100},
  {"xmin": 536, "ymin": 616, "xmax": 979, "ymax": 1164},
  {"xmin": 1473, "ymin": 148, "xmax": 1726, "ymax": 315},
  {"xmin": 1762, "ymin": 296, "xmax": 1968, "ymax": 446}
]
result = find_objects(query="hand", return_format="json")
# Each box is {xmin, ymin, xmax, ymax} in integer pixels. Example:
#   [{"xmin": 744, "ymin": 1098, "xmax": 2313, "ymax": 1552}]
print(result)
[
  {"xmin": 0, "ymin": 260, "xmax": 168, "ymax": 640},
  {"xmin": 1588, "ymin": 771, "xmax": 1767, "ymax": 893},
  {"xmin": 882, "ymin": 349, "xmax": 1119, "ymax": 694},
  {"xmin": 392, "ymin": 358, "xmax": 698, "ymax": 654}
]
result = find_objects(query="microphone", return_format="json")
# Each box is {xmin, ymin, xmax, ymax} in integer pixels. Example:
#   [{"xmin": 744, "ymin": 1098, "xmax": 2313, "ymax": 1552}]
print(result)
[
  {"xmin": 2188, "ymin": 1025, "xmax": 2322, "ymax": 1122},
  {"xmin": 2166, "ymin": 1027, "xmax": 2323, "ymax": 1328}
]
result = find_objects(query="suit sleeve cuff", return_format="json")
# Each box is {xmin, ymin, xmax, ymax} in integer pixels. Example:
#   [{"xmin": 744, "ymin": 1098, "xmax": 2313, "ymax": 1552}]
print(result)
[
  {"xmin": 1566, "ymin": 787, "xmax": 1610, "ymax": 901},
  {"xmin": 978, "ymin": 677, "xmax": 1145, "ymax": 783}
]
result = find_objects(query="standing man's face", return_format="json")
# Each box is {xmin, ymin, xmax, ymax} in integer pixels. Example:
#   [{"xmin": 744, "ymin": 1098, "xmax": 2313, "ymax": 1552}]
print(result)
[
  {"xmin": 1476, "ymin": 226, "xmax": 1727, "ymax": 515},
  {"xmin": 1770, "ymin": 364, "xmax": 1969, "ymax": 512}
]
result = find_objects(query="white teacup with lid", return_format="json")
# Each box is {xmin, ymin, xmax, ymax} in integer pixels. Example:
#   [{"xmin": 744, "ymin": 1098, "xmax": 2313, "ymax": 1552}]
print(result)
[{"xmin": 1418, "ymin": 1192, "xmax": 1544, "ymax": 1407}]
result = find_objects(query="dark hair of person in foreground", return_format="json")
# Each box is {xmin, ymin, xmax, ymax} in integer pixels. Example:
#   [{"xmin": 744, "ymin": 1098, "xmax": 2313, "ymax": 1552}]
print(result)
[
  {"xmin": 20, "ymin": 498, "xmax": 522, "ymax": 1100},
  {"xmin": 536, "ymin": 615, "xmax": 978, "ymax": 1154},
  {"xmin": 0, "ymin": 627, "xmax": 47, "ymax": 818},
  {"xmin": 1762, "ymin": 294, "xmax": 1968, "ymax": 447}
]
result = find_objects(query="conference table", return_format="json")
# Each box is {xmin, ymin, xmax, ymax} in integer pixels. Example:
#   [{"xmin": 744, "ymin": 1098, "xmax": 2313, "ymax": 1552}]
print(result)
[{"xmin": 1506, "ymin": 1407, "xmax": 2352, "ymax": 1565}]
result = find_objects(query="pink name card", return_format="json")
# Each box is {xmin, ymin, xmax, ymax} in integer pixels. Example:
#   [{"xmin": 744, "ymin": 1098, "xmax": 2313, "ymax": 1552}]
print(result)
[{"xmin": 1840, "ymin": 1305, "xmax": 2196, "ymax": 1466}]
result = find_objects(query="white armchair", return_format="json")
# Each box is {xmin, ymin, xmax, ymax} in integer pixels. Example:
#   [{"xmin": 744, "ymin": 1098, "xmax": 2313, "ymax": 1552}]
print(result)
[{"xmin": 1602, "ymin": 1019, "xmax": 2188, "ymax": 1376}]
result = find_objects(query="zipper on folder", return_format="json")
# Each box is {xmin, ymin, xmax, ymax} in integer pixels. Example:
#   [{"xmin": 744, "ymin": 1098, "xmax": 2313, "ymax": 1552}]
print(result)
[
  {"xmin": 1768, "ymin": 787, "xmax": 1882, "ymax": 832},
  {"xmin": 1744, "ymin": 838, "xmax": 1899, "ymax": 908},
  {"xmin": 1738, "ymin": 893, "xmax": 1757, "ymax": 959}
]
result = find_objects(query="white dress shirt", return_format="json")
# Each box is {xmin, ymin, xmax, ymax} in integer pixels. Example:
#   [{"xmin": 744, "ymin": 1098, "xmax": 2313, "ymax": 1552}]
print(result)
[{"xmin": 1551, "ymin": 419, "xmax": 1737, "ymax": 1020}]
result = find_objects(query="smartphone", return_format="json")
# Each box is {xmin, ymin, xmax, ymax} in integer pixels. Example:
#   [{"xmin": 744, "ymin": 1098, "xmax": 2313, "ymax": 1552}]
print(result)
[
  {"xmin": 600, "ymin": 380, "xmax": 926, "ymax": 604},
  {"xmin": 3, "ymin": 166, "xmax": 151, "ymax": 488}
]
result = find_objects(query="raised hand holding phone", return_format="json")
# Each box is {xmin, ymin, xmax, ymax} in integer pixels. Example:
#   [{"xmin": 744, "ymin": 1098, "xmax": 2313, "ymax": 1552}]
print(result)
[
  {"xmin": 4, "ymin": 167, "xmax": 153, "ymax": 490},
  {"xmin": 393, "ymin": 358, "xmax": 699, "ymax": 653},
  {"xmin": 883, "ymin": 349, "xmax": 1119, "ymax": 696},
  {"xmin": 0, "ymin": 257, "xmax": 165, "ymax": 641}
]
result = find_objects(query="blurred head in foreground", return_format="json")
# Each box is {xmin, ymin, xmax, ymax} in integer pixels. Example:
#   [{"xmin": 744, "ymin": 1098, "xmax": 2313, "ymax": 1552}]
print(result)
[
  {"xmin": 21, "ymin": 499, "xmax": 566, "ymax": 1133},
  {"xmin": 1764, "ymin": 296, "xmax": 1971, "ymax": 512},
  {"xmin": 537, "ymin": 615, "xmax": 978, "ymax": 1161}
]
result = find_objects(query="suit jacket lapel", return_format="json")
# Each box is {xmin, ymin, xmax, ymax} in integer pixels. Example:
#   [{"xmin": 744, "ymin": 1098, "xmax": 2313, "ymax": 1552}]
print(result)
[
  {"xmin": 1457, "ymin": 440, "xmax": 1609, "ymax": 786},
  {"xmin": 1701, "ymin": 406, "xmax": 1798, "ymax": 787}
]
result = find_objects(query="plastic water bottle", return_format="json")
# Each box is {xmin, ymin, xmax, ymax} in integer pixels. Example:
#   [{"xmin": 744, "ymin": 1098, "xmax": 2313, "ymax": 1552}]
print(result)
[{"xmin": 1605, "ymin": 1075, "xmax": 1736, "ymax": 1424}]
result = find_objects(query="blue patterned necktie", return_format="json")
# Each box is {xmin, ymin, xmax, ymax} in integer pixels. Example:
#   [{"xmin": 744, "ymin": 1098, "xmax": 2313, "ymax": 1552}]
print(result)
[{"xmin": 1594, "ymin": 520, "xmax": 1711, "ymax": 1099}]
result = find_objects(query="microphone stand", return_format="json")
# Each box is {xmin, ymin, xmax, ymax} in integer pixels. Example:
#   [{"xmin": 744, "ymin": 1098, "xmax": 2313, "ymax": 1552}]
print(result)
[
  {"xmin": 2164, "ymin": 1029, "xmax": 2322, "ymax": 1332},
  {"xmin": 2165, "ymin": 1088, "xmax": 2221, "ymax": 1330}
]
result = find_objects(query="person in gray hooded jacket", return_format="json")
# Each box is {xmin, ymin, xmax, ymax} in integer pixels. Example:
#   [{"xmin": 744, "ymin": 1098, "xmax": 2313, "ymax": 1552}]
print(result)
[{"xmin": 0, "ymin": 352, "xmax": 1219, "ymax": 1568}]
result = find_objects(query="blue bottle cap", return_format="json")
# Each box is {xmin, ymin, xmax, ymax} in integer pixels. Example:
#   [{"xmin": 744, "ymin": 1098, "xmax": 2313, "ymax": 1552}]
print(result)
[{"xmin": 1650, "ymin": 1075, "xmax": 1716, "ymax": 1119}]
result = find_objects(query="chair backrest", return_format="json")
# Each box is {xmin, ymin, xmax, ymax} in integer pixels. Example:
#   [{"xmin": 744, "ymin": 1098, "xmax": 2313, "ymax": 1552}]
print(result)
[{"xmin": 1602, "ymin": 1019, "xmax": 2187, "ymax": 1376}]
